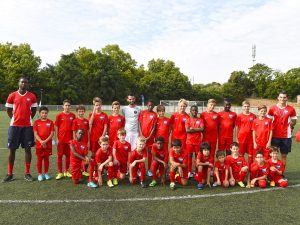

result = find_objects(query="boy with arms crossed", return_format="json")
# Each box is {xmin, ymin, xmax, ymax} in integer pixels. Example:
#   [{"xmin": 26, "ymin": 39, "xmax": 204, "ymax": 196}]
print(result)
[
  {"xmin": 108, "ymin": 101, "xmax": 125, "ymax": 147},
  {"xmin": 155, "ymin": 104, "xmax": 170, "ymax": 151}
]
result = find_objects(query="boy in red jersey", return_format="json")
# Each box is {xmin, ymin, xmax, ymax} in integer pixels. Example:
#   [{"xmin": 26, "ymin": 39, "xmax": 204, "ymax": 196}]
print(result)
[
  {"xmin": 195, "ymin": 142, "xmax": 214, "ymax": 190},
  {"xmin": 55, "ymin": 99, "xmax": 76, "ymax": 180},
  {"xmin": 170, "ymin": 99, "xmax": 189, "ymax": 153},
  {"xmin": 139, "ymin": 100, "xmax": 157, "ymax": 177},
  {"xmin": 252, "ymin": 105, "xmax": 273, "ymax": 159},
  {"xmin": 226, "ymin": 142, "xmax": 249, "ymax": 188},
  {"xmin": 33, "ymin": 106, "xmax": 54, "ymax": 181},
  {"xmin": 218, "ymin": 99, "xmax": 237, "ymax": 155},
  {"xmin": 267, "ymin": 91, "xmax": 297, "ymax": 166},
  {"xmin": 129, "ymin": 136, "xmax": 147, "ymax": 188},
  {"xmin": 72, "ymin": 105, "xmax": 90, "ymax": 176},
  {"xmin": 89, "ymin": 97, "xmax": 108, "ymax": 157},
  {"xmin": 149, "ymin": 137, "xmax": 168, "ymax": 187},
  {"xmin": 186, "ymin": 105, "xmax": 204, "ymax": 178},
  {"xmin": 248, "ymin": 151, "xmax": 269, "ymax": 188},
  {"xmin": 267, "ymin": 146, "xmax": 288, "ymax": 187},
  {"xmin": 112, "ymin": 128, "xmax": 131, "ymax": 185},
  {"xmin": 69, "ymin": 129, "xmax": 90, "ymax": 185},
  {"xmin": 108, "ymin": 101, "xmax": 125, "ymax": 147},
  {"xmin": 155, "ymin": 105, "xmax": 170, "ymax": 151},
  {"xmin": 200, "ymin": 99, "xmax": 219, "ymax": 163},
  {"xmin": 213, "ymin": 151, "xmax": 229, "ymax": 188},
  {"xmin": 169, "ymin": 139, "xmax": 188, "ymax": 190},
  {"xmin": 235, "ymin": 100, "xmax": 256, "ymax": 165}
]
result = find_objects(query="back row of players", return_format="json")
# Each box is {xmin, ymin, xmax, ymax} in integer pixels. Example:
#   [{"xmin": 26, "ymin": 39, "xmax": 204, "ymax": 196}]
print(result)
[{"xmin": 3, "ymin": 78, "xmax": 298, "ymax": 189}]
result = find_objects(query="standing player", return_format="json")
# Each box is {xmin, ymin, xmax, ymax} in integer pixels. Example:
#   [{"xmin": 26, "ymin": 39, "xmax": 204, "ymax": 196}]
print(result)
[
  {"xmin": 33, "ymin": 106, "xmax": 55, "ymax": 181},
  {"xmin": 55, "ymin": 99, "xmax": 76, "ymax": 180},
  {"xmin": 186, "ymin": 105, "xmax": 204, "ymax": 178},
  {"xmin": 155, "ymin": 104, "xmax": 170, "ymax": 151},
  {"xmin": 218, "ymin": 99, "xmax": 237, "ymax": 155},
  {"xmin": 200, "ymin": 99, "xmax": 219, "ymax": 162},
  {"xmin": 122, "ymin": 94, "xmax": 141, "ymax": 150},
  {"xmin": 108, "ymin": 101, "xmax": 125, "ymax": 147},
  {"xmin": 235, "ymin": 100, "xmax": 256, "ymax": 165},
  {"xmin": 267, "ymin": 91, "xmax": 297, "ymax": 166},
  {"xmin": 138, "ymin": 100, "xmax": 157, "ymax": 176},
  {"xmin": 3, "ymin": 77, "xmax": 37, "ymax": 182}
]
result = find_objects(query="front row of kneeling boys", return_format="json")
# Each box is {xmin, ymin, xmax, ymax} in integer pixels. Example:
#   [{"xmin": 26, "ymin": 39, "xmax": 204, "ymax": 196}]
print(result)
[{"xmin": 70, "ymin": 128, "xmax": 288, "ymax": 190}]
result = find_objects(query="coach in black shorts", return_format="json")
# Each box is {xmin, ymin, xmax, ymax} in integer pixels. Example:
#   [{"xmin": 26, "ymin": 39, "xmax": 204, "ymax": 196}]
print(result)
[{"xmin": 3, "ymin": 77, "xmax": 37, "ymax": 182}]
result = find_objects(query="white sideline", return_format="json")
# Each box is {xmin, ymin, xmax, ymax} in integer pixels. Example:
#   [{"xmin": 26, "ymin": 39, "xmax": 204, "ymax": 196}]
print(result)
[{"xmin": 1, "ymin": 184, "xmax": 300, "ymax": 204}]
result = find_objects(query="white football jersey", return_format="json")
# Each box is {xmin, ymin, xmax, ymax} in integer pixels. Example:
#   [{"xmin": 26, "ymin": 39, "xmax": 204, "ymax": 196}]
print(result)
[{"xmin": 122, "ymin": 105, "xmax": 141, "ymax": 133}]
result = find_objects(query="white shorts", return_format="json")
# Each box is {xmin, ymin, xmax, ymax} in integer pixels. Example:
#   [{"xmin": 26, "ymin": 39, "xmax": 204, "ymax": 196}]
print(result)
[{"xmin": 125, "ymin": 132, "xmax": 139, "ymax": 151}]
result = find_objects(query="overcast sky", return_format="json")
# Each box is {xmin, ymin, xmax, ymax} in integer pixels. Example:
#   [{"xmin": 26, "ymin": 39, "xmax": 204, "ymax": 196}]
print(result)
[{"xmin": 0, "ymin": 0, "xmax": 299, "ymax": 84}]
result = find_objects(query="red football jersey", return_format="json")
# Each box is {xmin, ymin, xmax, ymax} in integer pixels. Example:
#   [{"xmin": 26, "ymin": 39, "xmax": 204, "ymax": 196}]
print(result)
[
  {"xmin": 196, "ymin": 151, "xmax": 214, "ymax": 167},
  {"xmin": 214, "ymin": 160, "xmax": 227, "ymax": 176},
  {"xmin": 151, "ymin": 144, "xmax": 168, "ymax": 163},
  {"xmin": 33, "ymin": 119, "xmax": 55, "ymax": 149},
  {"xmin": 72, "ymin": 118, "xmax": 89, "ymax": 144},
  {"xmin": 88, "ymin": 112, "xmax": 108, "ymax": 142},
  {"xmin": 155, "ymin": 116, "xmax": 170, "ymax": 142},
  {"xmin": 95, "ymin": 146, "xmax": 112, "ymax": 164},
  {"xmin": 267, "ymin": 105, "xmax": 297, "ymax": 138},
  {"xmin": 108, "ymin": 115, "xmax": 125, "ymax": 144},
  {"xmin": 200, "ymin": 111, "xmax": 219, "ymax": 142},
  {"xmin": 250, "ymin": 161, "xmax": 269, "ymax": 177},
  {"xmin": 69, "ymin": 140, "xmax": 88, "ymax": 166},
  {"xmin": 170, "ymin": 112, "xmax": 189, "ymax": 140},
  {"xmin": 113, "ymin": 140, "xmax": 131, "ymax": 163},
  {"xmin": 252, "ymin": 117, "xmax": 273, "ymax": 146},
  {"xmin": 226, "ymin": 155, "xmax": 247, "ymax": 174},
  {"xmin": 169, "ymin": 147, "xmax": 187, "ymax": 165},
  {"xmin": 129, "ymin": 148, "xmax": 147, "ymax": 163},
  {"xmin": 235, "ymin": 113, "xmax": 256, "ymax": 143},
  {"xmin": 186, "ymin": 116, "xmax": 204, "ymax": 145},
  {"xmin": 5, "ymin": 91, "xmax": 37, "ymax": 126},
  {"xmin": 218, "ymin": 111, "xmax": 237, "ymax": 139},
  {"xmin": 267, "ymin": 159, "xmax": 285, "ymax": 174},
  {"xmin": 139, "ymin": 110, "xmax": 157, "ymax": 139},
  {"xmin": 55, "ymin": 112, "xmax": 76, "ymax": 143}
]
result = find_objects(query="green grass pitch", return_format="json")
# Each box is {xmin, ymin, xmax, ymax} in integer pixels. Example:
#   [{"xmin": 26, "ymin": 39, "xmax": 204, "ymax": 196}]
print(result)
[{"xmin": 0, "ymin": 111, "xmax": 299, "ymax": 225}]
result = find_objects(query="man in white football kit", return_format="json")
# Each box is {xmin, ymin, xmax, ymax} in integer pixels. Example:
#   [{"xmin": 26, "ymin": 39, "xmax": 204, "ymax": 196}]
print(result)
[{"xmin": 122, "ymin": 95, "xmax": 141, "ymax": 150}]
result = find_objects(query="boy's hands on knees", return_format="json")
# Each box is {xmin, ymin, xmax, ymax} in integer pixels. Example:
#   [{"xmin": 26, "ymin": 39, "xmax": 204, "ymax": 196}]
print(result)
[{"xmin": 178, "ymin": 167, "xmax": 183, "ymax": 177}]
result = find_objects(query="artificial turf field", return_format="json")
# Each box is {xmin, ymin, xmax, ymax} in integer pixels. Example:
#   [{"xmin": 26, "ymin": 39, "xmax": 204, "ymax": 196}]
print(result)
[{"xmin": 0, "ymin": 110, "xmax": 299, "ymax": 225}]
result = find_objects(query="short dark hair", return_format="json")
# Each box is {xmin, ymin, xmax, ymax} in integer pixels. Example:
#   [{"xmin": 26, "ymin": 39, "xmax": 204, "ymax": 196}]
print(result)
[
  {"xmin": 156, "ymin": 104, "xmax": 165, "ymax": 112},
  {"xmin": 216, "ymin": 151, "xmax": 226, "ymax": 158},
  {"xmin": 171, "ymin": 139, "xmax": 182, "ymax": 147},
  {"xmin": 156, "ymin": 136, "xmax": 164, "ymax": 143},
  {"xmin": 200, "ymin": 142, "xmax": 211, "ymax": 152},
  {"xmin": 279, "ymin": 90, "xmax": 287, "ymax": 96},
  {"xmin": 39, "ymin": 106, "xmax": 49, "ymax": 113},
  {"xmin": 230, "ymin": 142, "xmax": 239, "ymax": 148},
  {"xmin": 76, "ymin": 104, "xmax": 86, "ymax": 111},
  {"xmin": 63, "ymin": 99, "xmax": 71, "ymax": 105}
]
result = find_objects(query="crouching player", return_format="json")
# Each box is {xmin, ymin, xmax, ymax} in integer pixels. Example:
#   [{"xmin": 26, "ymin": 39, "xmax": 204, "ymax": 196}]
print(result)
[
  {"xmin": 213, "ymin": 151, "xmax": 229, "ymax": 188},
  {"xmin": 69, "ymin": 129, "xmax": 90, "ymax": 185},
  {"xmin": 267, "ymin": 146, "xmax": 288, "ymax": 187},
  {"xmin": 195, "ymin": 142, "xmax": 214, "ymax": 190},
  {"xmin": 129, "ymin": 136, "xmax": 147, "ymax": 188},
  {"xmin": 169, "ymin": 139, "xmax": 188, "ymax": 190},
  {"xmin": 149, "ymin": 137, "xmax": 168, "ymax": 187},
  {"xmin": 248, "ymin": 151, "xmax": 269, "ymax": 188},
  {"xmin": 226, "ymin": 142, "xmax": 249, "ymax": 188}
]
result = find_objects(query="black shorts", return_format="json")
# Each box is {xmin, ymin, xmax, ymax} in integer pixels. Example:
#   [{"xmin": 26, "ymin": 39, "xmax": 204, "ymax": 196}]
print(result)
[
  {"xmin": 8, "ymin": 126, "xmax": 35, "ymax": 150},
  {"xmin": 271, "ymin": 137, "xmax": 292, "ymax": 155}
]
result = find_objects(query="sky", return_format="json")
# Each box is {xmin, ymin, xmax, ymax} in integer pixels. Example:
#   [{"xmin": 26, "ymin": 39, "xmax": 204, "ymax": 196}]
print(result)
[{"xmin": 0, "ymin": 0, "xmax": 299, "ymax": 84}]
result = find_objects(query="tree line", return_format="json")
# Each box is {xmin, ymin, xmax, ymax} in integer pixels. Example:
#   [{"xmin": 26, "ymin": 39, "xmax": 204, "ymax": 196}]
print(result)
[{"xmin": 0, "ymin": 42, "xmax": 299, "ymax": 105}]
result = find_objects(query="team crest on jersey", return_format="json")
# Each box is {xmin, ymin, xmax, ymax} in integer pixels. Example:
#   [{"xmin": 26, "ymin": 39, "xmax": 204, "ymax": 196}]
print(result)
[
  {"xmin": 178, "ymin": 157, "xmax": 183, "ymax": 162},
  {"xmin": 182, "ymin": 118, "xmax": 187, "ymax": 122},
  {"xmin": 134, "ymin": 111, "xmax": 137, "ymax": 114},
  {"xmin": 150, "ymin": 115, "xmax": 154, "ymax": 119},
  {"xmin": 284, "ymin": 110, "xmax": 288, "ymax": 114},
  {"xmin": 229, "ymin": 114, "xmax": 233, "ymax": 118},
  {"xmin": 80, "ymin": 145, "xmax": 85, "ymax": 149},
  {"xmin": 213, "ymin": 115, "xmax": 217, "ymax": 120},
  {"xmin": 84, "ymin": 121, "xmax": 88, "ymax": 124},
  {"xmin": 262, "ymin": 168, "xmax": 267, "ymax": 173},
  {"xmin": 100, "ymin": 116, "xmax": 104, "ymax": 120},
  {"xmin": 27, "ymin": 98, "xmax": 31, "ymax": 102},
  {"xmin": 164, "ymin": 120, "xmax": 168, "ymax": 124},
  {"xmin": 46, "ymin": 123, "xmax": 51, "ymax": 127},
  {"xmin": 265, "ymin": 121, "xmax": 269, "ymax": 125},
  {"xmin": 118, "ymin": 119, "xmax": 121, "ymax": 122},
  {"xmin": 196, "ymin": 121, "xmax": 200, "ymax": 124},
  {"xmin": 124, "ymin": 146, "xmax": 128, "ymax": 150},
  {"xmin": 250, "ymin": 117, "xmax": 254, "ymax": 121},
  {"xmin": 70, "ymin": 117, "xmax": 73, "ymax": 120},
  {"xmin": 237, "ymin": 161, "xmax": 241, "ymax": 165},
  {"xmin": 276, "ymin": 165, "xmax": 281, "ymax": 169}
]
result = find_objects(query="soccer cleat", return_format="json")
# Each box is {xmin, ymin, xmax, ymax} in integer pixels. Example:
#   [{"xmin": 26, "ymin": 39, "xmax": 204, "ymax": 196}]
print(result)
[
  {"xmin": 64, "ymin": 171, "xmax": 72, "ymax": 178},
  {"xmin": 147, "ymin": 170, "xmax": 153, "ymax": 177},
  {"xmin": 170, "ymin": 182, "xmax": 176, "ymax": 190},
  {"xmin": 212, "ymin": 182, "xmax": 218, "ymax": 187},
  {"xmin": 149, "ymin": 180, "xmax": 157, "ymax": 187},
  {"xmin": 188, "ymin": 172, "xmax": 194, "ymax": 180},
  {"xmin": 140, "ymin": 182, "xmax": 147, "ymax": 188},
  {"xmin": 44, "ymin": 173, "xmax": 51, "ymax": 180},
  {"xmin": 82, "ymin": 171, "xmax": 89, "ymax": 177},
  {"xmin": 24, "ymin": 174, "xmax": 33, "ymax": 182},
  {"xmin": 107, "ymin": 180, "xmax": 114, "ymax": 188},
  {"xmin": 270, "ymin": 181, "xmax": 276, "ymax": 187},
  {"xmin": 87, "ymin": 181, "xmax": 98, "ymax": 188},
  {"xmin": 38, "ymin": 174, "xmax": 45, "ymax": 182},
  {"xmin": 197, "ymin": 183, "xmax": 204, "ymax": 190},
  {"xmin": 2, "ymin": 174, "xmax": 14, "ymax": 183},
  {"xmin": 112, "ymin": 178, "xmax": 118, "ymax": 186},
  {"xmin": 237, "ymin": 181, "xmax": 245, "ymax": 188},
  {"xmin": 56, "ymin": 173, "xmax": 64, "ymax": 180}
]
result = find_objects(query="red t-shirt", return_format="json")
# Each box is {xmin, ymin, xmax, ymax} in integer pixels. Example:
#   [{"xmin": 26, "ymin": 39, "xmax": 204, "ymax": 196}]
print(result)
[
  {"xmin": 33, "ymin": 119, "xmax": 54, "ymax": 149},
  {"xmin": 235, "ymin": 113, "xmax": 256, "ymax": 143},
  {"xmin": 55, "ymin": 112, "xmax": 76, "ymax": 143},
  {"xmin": 72, "ymin": 118, "xmax": 89, "ymax": 144},
  {"xmin": 214, "ymin": 160, "xmax": 227, "ymax": 176},
  {"xmin": 252, "ymin": 117, "xmax": 273, "ymax": 147},
  {"xmin": 113, "ymin": 140, "xmax": 131, "ymax": 163},
  {"xmin": 88, "ymin": 112, "xmax": 108, "ymax": 142},
  {"xmin": 218, "ymin": 111, "xmax": 237, "ymax": 139},
  {"xmin": 196, "ymin": 152, "xmax": 214, "ymax": 168},
  {"xmin": 169, "ymin": 147, "xmax": 187, "ymax": 165},
  {"xmin": 250, "ymin": 161, "xmax": 269, "ymax": 177},
  {"xmin": 186, "ymin": 116, "xmax": 204, "ymax": 145},
  {"xmin": 129, "ymin": 148, "xmax": 147, "ymax": 163},
  {"xmin": 151, "ymin": 144, "xmax": 168, "ymax": 163},
  {"xmin": 95, "ymin": 146, "xmax": 112, "ymax": 164},
  {"xmin": 226, "ymin": 155, "xmax": 247, "ymax": 174},
  {"xmin": 155, "ymin": 116, "xmax": 170, "ymax": 142},
  {"xmin": 5, "ymin": 91, "xmax": 37, "ymax": 126},
  {"xmin": 108, "ymin": 115, "xmax": 125, "ymax": 144},
  {"xmin": 69, "ymin": 140, "xmax": 88, "ymax": 166},
  {"xmin": 200, "ymin": 111, "xmax": 219, "ymax": 142},
  {"xmin": 267, "ymin": 159, "xmax": 285, "ymax": 175},
  {"xmin": 268, "ymin": 105, "xmax": 297, "ymax": 138},
  {"xmin": 170, "ymin": 112, "xmax": 189, "ymax": 140},
  {"xmin": 139, "ymin": 110, "xmax": 157, "ymax": 139}
]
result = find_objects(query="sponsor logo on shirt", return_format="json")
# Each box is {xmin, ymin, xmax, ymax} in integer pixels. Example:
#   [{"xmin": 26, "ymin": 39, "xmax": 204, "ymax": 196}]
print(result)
[
  {"xmin": 262, "ymin": 168, "xmax": 267, "ymax": 173},
  {"xmin": 118, "ymin": 119, "xmax": 121, "ymax": 122},
  {"xmin": 229, "ymin": 114, "xmax": 233, "ymax": 119},
  {"xmin": 46, "ymin": 123, "xmax": 51, "ymax": 127},
  {"xmin": 150, "ymin": 115, "xmax": 154, "ymax": 119},
  {"xmin": 178, "ymin": 157, "xmax": 183, "ymax": 162},
  {"xmin": 27, "ymin": 98, "xmax": 31, "ymax": 102},
  {"xmin": 237, "ymin": 161, "xmax": 242, "ymax": 165},
  {"xmin": 250, "ymin": 117, "xmax": 254, "ymax": 121},
  {"xmin": 80, "ymin": 145, "xmax": 85, "ymax": 149},
  {"xmin": 182, "ymin": 118, "xmax": 187, "ymax": 122},
  {"xmin": 196, "ymin": 121, "xmax": 200, "ymax": 124},
  {"xmin": 124, "ymin": 146, "xmax": 128, "ymax": 150},
  {"xmin": 265, "ymin": 121, "xmax": 269, "ymax": 125},
  {"xmin": 100, "ymin": 116, "xmax": 104, "ymax": 120},
  {"xmin": 213, "ymin": 115, "xmax": 217, "ymax": 120},
  {"xmin": 70, "ymin": 117, "xmax": 73, "ymax": 120},
  {"xmin": 164, "ymin": 120, "xmax": 168, "ymax": 124}
]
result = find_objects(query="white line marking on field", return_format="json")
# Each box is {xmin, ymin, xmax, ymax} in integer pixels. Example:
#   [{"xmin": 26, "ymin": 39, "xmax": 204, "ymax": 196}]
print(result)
[{"xmin": 1, "ymin": 184, "xmax": 300, "ymax": 204}]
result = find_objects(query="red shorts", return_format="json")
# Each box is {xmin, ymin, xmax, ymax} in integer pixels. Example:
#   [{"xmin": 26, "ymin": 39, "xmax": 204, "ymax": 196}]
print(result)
[
  {"xmin": 57, "ymin": 143, "xmax": 70, "ymax": 157},
  {"xmin": 36, "ymin": 147, "xmax": 52, "ymax": 157},
  {"xmin": 218, "ymin": 137, "xmax": 233, "ymax": 150},
  {"xmin": 186, "ymin": 144, "xmax": 200, "ymax": 153},
  {"xmin": 90, "ymin": 141, "xmax": 100, "ymax": 153},
  {"xmin": 213, "ymin": 172, "xmax": 226, "ymax": 183},
  {"xmin": 239, "ymin": 142, "xmax": 253, "ymax": 155},
  {"xmin": 145, "ymin": 136, "xmax": 154, "ymax": 148},
  {"xmin": 131, "ymin": 162, "xmax": 146, "ymax": 182},
  {"xmin": 70, "ymin": 163, "xmax": 82, "ymax": 180},
  {"xmin": 114, "ymin": 162, "xmax": 127, "ymax": 174}
]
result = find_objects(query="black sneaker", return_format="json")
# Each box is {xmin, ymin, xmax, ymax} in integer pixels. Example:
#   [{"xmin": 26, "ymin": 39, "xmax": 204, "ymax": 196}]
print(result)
[
  {"xmin": 2, "ymin": 174, "xmax": 14, "ymax": 183},
  {"xmin": 140, "ymin": 182, "xmax": 147, "ymax": 188},
  {"xmin": 24, "ymin": 174, "xmax": 33, "ymax": 182}
]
